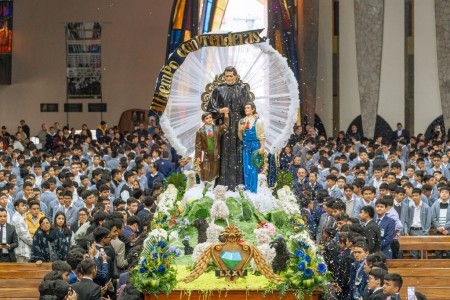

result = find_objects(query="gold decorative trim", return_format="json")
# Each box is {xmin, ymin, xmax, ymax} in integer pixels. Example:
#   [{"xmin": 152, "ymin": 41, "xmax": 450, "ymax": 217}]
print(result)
[{"xmin": 181, "ymin": 224, "xmax": 281, "ymax": 283}]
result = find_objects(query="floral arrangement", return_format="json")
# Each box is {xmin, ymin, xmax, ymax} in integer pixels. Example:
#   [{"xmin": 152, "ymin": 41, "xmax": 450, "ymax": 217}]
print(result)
[
  {"xmin": 273, "ymin": 231, "xmax": 331, "ymax": 299},
  {"xmin": 276, "ymin": 186, "xmax": 301, "ymax": 217},
  {"xmin": 156, "ymin": 184, "xmax": 179, "ymax": 215},
  {"xmin": 288, "ymin": 216, "xmax": 306, "ymax": 233},
  {"xmin": 273, "ymin": 170, "xmax": 294, "ymax": 193},
  {"xmin": 150, "ymin": 213, "xmax": 171, "ymax": 232},
  {"xmin": 131, "ymin": 235, "xmax": 182, "ymax": 296},
  {"xmin": 256, "ymin": 221, "xmax": 276, "ymax": 235}
]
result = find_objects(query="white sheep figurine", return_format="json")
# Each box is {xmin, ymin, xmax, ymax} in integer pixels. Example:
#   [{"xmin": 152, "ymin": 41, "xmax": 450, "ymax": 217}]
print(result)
[
  {"xmin": 250, "ymin": 228, "xmax": 276, "ymax": 273},
  {"xmin": 184, "ymin": 170, "xmax": 197, "ymax": 191},
  {"xmin": 210, "ymin": 185, "xmax": 230, "ymax": 225},
  {"xmin": 191, "ymin": 223, "xmax": 224, "ymax": 264}
]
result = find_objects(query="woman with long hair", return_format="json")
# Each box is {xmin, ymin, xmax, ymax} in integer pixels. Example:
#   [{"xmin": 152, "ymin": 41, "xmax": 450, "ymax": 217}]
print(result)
[
  {"xmin": 53, "ymin": 211, "xmax": 74, "ymax": 247},
  {"xmin": 52, "ymin": 129, "xmax": 66, "ymax": 153},
  {"xmin": 81, "ymin": 123, "xmax": 93, "ymax": 139},
  {"xmin": 30, "ymin": 217, "xmax": 70, "ymax": 264}
]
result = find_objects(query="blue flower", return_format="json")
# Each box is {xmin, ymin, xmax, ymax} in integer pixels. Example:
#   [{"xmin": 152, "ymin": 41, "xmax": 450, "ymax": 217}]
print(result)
[
  {"xmin": 304, "ymin": 255, "xmax": 311, "ymax": 263},
  {"xmin": 151, "ymin": 253, "xmax": 158, "ymax": 260},
  {"xmin": 152, "ymin": 269, "xmax": 157, "ymax": 273},
  {"xmin": 157, "ymin": 240, "xmax": 167, "ymax": 248},
  {"xmin": 140, "ymin": 267, "xmax": 148, "ymax": 273},
  {"xmin": 161, "ymin": 254, "xmax": 168, "ymax": 259},
  {"xmin": 317, "ymin": 263, "xmax": 327, "ymax": 274},
  {"xmin": 167, "ymin": 246, "xmax": 176, "ymax": 253},
  {"xmin": 297, "ymin": 261, "xmax": 306, "ymax": 271},
  {"xmin": 150, "ymin": 246, "xmax": 155, "ymax": 251},
  {"xmin": 157, "ymin": 264, "xmax": 166, "ymax": 273},
  {"xmin": 175, "ymin": 249, "xmax": 182, "ymax": 257},
  {"xmin": 162, "ymin": 215, "xmax": 168, "ymax": 221},
  {"xmin": 295, "ymin": 250, "xmax": 305, "ymax": 258},
  {"xmin": 304, "ymin": 244, "xmax": 309, "ymax": 250},
  {"xmin": 141, "ymin": 258, "xmax": 147, "ymax": 266},
  {"xmin": 304, "ymin": 268, "xmax": 313, "ymax": 278}
]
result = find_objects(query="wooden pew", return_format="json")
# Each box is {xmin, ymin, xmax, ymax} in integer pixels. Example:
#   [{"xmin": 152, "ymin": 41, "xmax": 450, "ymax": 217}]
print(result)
[
  {"xmin": 387, "ymin": 259, "xmax": 450, "ymax": 300},
  {"xmin": 0, "ymin": 262, "xmax": 52, "ymax": 300},
  {"xmin": 399, "ymin": 235, "xmax": 450, "ymax": 259}
]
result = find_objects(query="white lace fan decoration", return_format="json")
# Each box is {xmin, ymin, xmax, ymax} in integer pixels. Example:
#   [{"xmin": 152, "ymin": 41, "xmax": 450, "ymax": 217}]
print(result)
[{"xmin": 160, "ymin": 41, "xmax": 299, "ymax": 157}]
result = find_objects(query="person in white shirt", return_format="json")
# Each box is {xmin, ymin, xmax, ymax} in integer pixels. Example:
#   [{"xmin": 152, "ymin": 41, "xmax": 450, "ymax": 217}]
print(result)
[
  {"xmin": 343, "ymin": 184, "xmax": 356, "ymax": 217},
  {"xmin": 405, "ymin": 188, "xmax": 431, "ymax": 259}
]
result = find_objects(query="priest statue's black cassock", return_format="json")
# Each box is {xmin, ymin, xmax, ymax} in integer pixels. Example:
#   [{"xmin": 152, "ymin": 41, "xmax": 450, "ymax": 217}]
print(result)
[{"xmin": 206, "ymin": 80, "xmax": 252, "ymax": 190}]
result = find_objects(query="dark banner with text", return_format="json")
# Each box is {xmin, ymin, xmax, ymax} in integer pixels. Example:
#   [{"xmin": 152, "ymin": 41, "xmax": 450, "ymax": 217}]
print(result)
[{"xmin": 149, "ymin": 29, "xmax": 266, "ymax": 117}]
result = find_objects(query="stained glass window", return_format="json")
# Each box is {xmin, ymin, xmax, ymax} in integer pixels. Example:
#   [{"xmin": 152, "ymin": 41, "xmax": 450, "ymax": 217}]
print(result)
[{"xmin": 0, "ymin": 0, "xmax": 13, "ymax": 53}]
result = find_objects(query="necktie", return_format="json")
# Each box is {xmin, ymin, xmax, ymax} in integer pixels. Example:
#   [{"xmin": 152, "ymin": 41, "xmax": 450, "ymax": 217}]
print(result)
[
  {"xmin": 207, "ymin": 129, "xmax": 212, "ymax": 138},
  {"xmin": 376, "ymin": 219, "xmax": 381, "ymax": 225},
  {"xmin": 246, "ymin": 120, "xmax": 250, "ymax": 129},
  {"xmin": 0, "ymin": 225, "xmax": 3, "ymax": 244},
  {"xmin": 322, "ymin": 215, "xmax": 329, "ymax": 241}
]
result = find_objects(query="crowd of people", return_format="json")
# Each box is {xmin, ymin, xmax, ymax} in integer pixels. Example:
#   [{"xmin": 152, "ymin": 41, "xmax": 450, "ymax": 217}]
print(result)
[{"xmin": 0, "ymin": 118, "xmax": 439, "ymax": 300}]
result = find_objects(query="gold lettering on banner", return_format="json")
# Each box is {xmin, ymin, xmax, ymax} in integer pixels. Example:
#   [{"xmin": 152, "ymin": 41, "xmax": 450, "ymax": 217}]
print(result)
[
  {"xmin": 151, "ymin": 30, "xmax": 265, "ymax": 113},
  {"xmin": 233, "ymin": 33, "xmax": 244, "ymax": 45}
]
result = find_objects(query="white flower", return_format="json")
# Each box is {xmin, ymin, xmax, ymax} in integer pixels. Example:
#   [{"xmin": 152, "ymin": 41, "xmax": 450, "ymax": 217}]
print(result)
[
  {"xmin": 147, "ymin": 228, "xmax": 168, "ymax": 240},
  {"xmin": 275, "ymin": 186, "xmax": 300, "ymax": 217},
  {"xmin": 169, "ymin": 230, "xmax": 179, "ymax": 241}
]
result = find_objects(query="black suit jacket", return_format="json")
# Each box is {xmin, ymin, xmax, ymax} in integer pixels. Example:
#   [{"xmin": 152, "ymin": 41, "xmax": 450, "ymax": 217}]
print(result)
[
  {"xmin": 3, "ymin": 223, "xmax": 18, "ymax": 262},
  {"xmin": 72, "ymin": 278, "xmax": 102, "ymax": 300},
  {"xmin": 369, "ymin": 288, "xmax": 386, "ymax": 300},
  {"xmin": 391, "ymin": 129, "xmax": 409, "ymax": 141},
  {"xmin": 364, "ymin": 219, "xmax": 381, "ymax": 253}
]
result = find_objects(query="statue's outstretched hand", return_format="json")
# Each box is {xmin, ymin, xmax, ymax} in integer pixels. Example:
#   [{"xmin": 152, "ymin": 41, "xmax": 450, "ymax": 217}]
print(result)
[{"xmin": 219, "ymin": 107, "xmax": 229, "ymax": 114}]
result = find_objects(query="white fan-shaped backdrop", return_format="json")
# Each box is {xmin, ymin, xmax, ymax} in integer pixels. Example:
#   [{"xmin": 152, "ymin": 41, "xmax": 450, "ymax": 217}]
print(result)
[{"xmin": 160, "ymin": 42, "xmax": 299, "ymax": 157}]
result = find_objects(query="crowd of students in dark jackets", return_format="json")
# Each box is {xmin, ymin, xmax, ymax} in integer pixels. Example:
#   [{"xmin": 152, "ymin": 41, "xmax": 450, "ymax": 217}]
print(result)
[{"xmin": 0, "ymin": 119, "xmax": 441, "ymax": 300}]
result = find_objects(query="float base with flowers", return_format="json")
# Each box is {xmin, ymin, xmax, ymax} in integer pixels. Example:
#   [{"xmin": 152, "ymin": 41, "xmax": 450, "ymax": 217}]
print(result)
[{"xmin": 132, "ymin": 174, "xmax": 330, "ymax": 300}]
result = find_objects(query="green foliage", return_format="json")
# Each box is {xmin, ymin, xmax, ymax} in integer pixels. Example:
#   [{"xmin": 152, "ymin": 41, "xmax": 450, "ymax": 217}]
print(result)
[
  {"xmin": 164, "ymin": 173, "xmax": 187, "ymax": 200},
  {"xmin": 241, "ymin": 201, "xmax": 253, "ymax": 221},
  {"xmin": 226, "ymin": 198, "xmax": 243, "ymax": 217},
  {"xmin": 269, "ymin": 210, "xmax": 289, "ymax": 229},
  {"xmin": 184, "ymin": 198, "xmax": 214, "ymax": 222},
  {"xmin": 194, "ymin": 208, "xmax": 209, "ymax": 220},
  {"xmin": 274, "ymin": 170, "xmax": 294, "ymax": 193}
]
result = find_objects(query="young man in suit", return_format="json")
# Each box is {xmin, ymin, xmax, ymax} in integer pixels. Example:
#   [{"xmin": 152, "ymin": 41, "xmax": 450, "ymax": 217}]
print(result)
[
  {"xmin": 405, "ymin": 188, "xmax": 432, "ymax": 259},
  {"xmin": 325, "ymin": 174, "xmax": 344, "ymax": 199},
  {"xmin": 349, "ymin": 241, "xmax": 369, "ymax": 299},
  {"xmin": 360, "ymin": 205, "xmax": 381, "ymax": 254},
  {"xmin": 71, "ymin": 259, "xmax": 102, "ymax": 299},
  {"xmin": 301, "ymin": 198, "xmax": 317, "ymax": 238},
  {"xmin": 367, "ymin": 268, "xmax": 388, "ymax": 300},
  {"xmin": 374, "ymin": 199, "xmax": 396, "ymax": 258},
  {"xmin": 0, "ymin": 208, "xmax": 17, "ymax": 262},
  {"xmin": 156, "ymin": 150, "xmax": 175, "ymax": 178},
  {"xmin": 316, "ymin": 198, "xmax": 336, "ymax": 244},
  {"xmin": 353, "ymin": 186, "xmax": 376, "ymax": 219},
  {"xmin": 195, "ymin": 112, "xmax": 229, "ymax": 185},
  {"xmin": 431, "ymin": 186, "xmax": 450, "ymax": 258},
  {"xmin": 383, "ymin": 273, "xmax": 403, "ymax": 300}
]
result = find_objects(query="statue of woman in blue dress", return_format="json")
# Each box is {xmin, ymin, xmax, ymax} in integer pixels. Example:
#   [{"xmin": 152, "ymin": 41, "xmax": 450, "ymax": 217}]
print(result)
[{"xmin": 238, "ymin": 102, "xmax": 265, "ymax": 193}]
